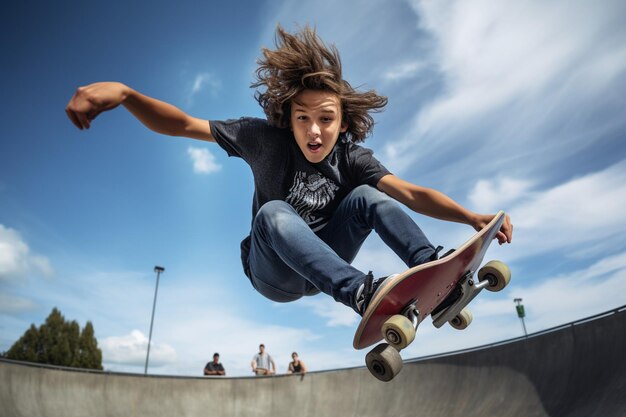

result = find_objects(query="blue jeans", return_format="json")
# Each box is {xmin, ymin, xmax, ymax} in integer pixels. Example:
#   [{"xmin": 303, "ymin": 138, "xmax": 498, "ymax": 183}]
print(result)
[{"xmin": 248, "ymin": 185, "xmax": 436, "ymax": 313}]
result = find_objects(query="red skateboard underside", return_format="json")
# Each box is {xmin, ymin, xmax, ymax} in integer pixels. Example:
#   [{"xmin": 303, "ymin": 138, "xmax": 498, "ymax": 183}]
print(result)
[{"xmin": 353, "ymin": 211, "xmax": 505, "ymax": 349}]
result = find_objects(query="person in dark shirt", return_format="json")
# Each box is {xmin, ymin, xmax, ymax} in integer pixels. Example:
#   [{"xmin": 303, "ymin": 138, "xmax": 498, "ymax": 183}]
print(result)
[
  {"xmin": 65, "ymin": 25, "xmax": 513, "ymax": 317},
  {"xmin": 287, "ymin": 352, "xmax": 307, "ymax": 375},
  {"xmin": 203, "ymin": 353, "xmax": 225, "ymax": 376}
]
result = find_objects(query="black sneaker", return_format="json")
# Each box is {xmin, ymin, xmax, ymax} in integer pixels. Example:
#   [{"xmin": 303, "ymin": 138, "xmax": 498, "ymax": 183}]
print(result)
[
  {"xmin": 429, "ymin": 245, "xmax": 455, "ymax": 262},
  {"xmin": 354, "ymin": 271, "xmax": 398, "ymax": 315}
]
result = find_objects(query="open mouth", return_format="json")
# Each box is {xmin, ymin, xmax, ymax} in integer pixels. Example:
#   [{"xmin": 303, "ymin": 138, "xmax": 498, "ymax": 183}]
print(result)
[{"xmin": 308, "ymin": 143, "xmax": 322, "ymax": 152}]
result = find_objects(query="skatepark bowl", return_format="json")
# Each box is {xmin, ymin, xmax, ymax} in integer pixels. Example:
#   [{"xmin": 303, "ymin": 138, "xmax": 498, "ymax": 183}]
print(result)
[{"xmin": 1, "ymin": 305, "xmax": 625, "ymax": 417}]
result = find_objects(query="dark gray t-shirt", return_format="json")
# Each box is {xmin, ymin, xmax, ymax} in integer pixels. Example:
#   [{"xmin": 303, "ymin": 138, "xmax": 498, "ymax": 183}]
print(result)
[
  {"xmin": 210, "ymin": 117, "xmax": 391, "ymax": 275},
  {"xmin": 204, "ymin": 362, "xmax": 225, "ymax": 374}
]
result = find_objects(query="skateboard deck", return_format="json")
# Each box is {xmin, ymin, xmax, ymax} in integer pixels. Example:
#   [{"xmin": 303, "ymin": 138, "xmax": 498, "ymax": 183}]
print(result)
[
  {"xmin": 254, "ymin": 367, "xmax": 271, "ymax": 376},
  {"xmin": 354, "ymin": 211, "xmax": 509, "ymax": 351}
]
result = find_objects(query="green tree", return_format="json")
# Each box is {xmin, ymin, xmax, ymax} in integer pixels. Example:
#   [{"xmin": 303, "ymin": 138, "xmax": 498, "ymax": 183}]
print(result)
[
  {"xmin": 6, "ymin": 324, "xmax": 41, "ymax": 362},
  {"xmin": 39, "ymin": 308, "xmax": 70, "ymax": 365},
  {"xmin": 6, "ymin": 308, "xmax": 103, "ymax": 370},
  {"xmin": 76, "ymin": 322, "xmax": 103, "ymax": 369},
  {"xmin": 67, "ymin": 320, "xmax": 81, "ymax": 367}
]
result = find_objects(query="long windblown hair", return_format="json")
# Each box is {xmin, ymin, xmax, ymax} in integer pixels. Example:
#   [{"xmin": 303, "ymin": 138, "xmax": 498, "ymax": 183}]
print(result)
[{"xmin": 252, "ymin": 25, "xmax": 388, "ymax": 143}]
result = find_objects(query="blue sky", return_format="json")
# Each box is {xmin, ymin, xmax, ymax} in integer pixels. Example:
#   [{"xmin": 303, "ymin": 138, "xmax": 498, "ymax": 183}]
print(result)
[{"xmin": 1, "ymin": 0, "xmax": 626, "ymax": 377}]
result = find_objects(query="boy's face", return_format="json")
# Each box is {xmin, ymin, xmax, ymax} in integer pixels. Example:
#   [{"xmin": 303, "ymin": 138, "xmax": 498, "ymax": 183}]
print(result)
[{"xmin": 290, "ymin": 89, "xmax": 348, "ymax": 163}]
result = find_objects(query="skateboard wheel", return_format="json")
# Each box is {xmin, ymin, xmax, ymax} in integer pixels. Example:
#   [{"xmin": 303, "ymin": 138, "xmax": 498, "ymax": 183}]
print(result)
[
  {"xmin": 382, "ymin": 314, "xmax": 416, "ymax": 350},
  {"xmin": 449, "ymin": 308, "xmax": 473, "ymax": 330},
  {"xmin": 365, "ymin": 343, "xmax": 403, "ymax": 382},
  {"xmin": 478, "ymin": 260, "xmax": 511, "ymax": 292}
]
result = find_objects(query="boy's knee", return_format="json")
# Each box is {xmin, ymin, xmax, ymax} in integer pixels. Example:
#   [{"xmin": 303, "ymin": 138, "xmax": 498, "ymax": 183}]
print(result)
[
  {"xmin": 258, "ymin": 199, "xmax": 292, "ymax": 212},
  {"xmin": 254, "ymin": 200, "xmax": 299, "ymax": 231},
  {"xmin": 256, "ymin": 200, "xmax": 293, "ymax": 220},
  {"xmin": 251, "ymin": 275, "xmax": 304, "ymax": 303}
]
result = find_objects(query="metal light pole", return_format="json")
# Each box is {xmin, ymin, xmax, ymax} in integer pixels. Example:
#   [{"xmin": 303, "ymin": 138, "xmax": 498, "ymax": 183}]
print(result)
[
  {"xmin": 145, "ymin": 266, "xmax": 165, "ymax": 375},
  {"xmin": 514, "ymin": 298, "xmax": 528, "ymax": 338}
]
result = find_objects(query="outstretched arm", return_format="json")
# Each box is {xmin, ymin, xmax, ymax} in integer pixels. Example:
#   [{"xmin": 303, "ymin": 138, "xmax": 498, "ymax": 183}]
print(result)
[
  {"xmin": 65, "ymin": 82, "xmax": 214, "ymax": 141},
  {"xmin": 377, "ymin": 175, "xmax": 513, "ymax": 244}
]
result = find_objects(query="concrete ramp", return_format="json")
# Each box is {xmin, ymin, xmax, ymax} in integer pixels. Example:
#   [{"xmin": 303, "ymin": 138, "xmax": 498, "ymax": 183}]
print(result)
[{"xmin": 1, "ymin": 306, "xmax": 625, "ymax": 417}]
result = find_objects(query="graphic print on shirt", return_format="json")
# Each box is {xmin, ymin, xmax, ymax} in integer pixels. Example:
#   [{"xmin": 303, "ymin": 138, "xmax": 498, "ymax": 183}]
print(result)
[{"xmin": 286, "ymin": 171, "xmax": 339, "ymax": 231}]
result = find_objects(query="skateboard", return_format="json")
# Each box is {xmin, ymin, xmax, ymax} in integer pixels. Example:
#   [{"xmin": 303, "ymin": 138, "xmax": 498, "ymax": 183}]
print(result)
[
  {"xmin": 253, "ymin": 367, "xmax": 271, "ymax": 376},
  {"xmin": 353, "ymin": 211, "xmax": 511, "ymax": 382}
]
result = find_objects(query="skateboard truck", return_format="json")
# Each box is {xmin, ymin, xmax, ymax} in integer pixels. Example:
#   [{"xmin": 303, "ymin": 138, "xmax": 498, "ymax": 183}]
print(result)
[
  {"xmin": 432, "ymin": 271, "xmax": 481, "ymax": 328},
  {"xmin": 401, "ymin": 302, "xmax": 420, "ymax": 330},
  {"xmin": 432, "ymin": 262, "xmax": 511, "ymax": 329}
]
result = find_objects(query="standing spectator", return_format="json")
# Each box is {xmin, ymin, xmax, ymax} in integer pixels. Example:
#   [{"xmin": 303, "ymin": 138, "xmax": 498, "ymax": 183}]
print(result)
[
  {"xmin": 204, "ymin": 353, "xmax": 226, "ymax": 376},
  {"xmin": 251, "ymin": 344, "xmax": 276, "ymax": 375},
  {"xmin": 287, "ymin": 352, "xmax": 307, "ymax": 375}
]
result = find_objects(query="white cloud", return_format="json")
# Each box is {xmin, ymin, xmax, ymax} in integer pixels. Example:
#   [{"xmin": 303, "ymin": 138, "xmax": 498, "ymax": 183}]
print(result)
[
  {"xmin": 0, "ymin": 294, "xmax": 37, "ymax": 313},
  {"xmin": 383, "ymin": 61, "xmax": 425, "ymax": 82},
  {"xmin": 190, "ymin": 72, "xmax": 220, "ymax": 96},
  {"xmin": 101, "ymin": 330, "xmax": 177, "ymax": 368},
  {"xmin": 468, "ymin": 178, "xmax": 534, "ymax": 214},
  {"xmin": 411, "ymin": 0, "xmax": 625, "ymax": 129},
  {"xmin": 184, "ymin": 72, "xmax": 221, "ymax": 108},
  {"xmin": 503, "ymin": 159, "xmax": 626, "ymax": 260},
  {"xmin": 187, "ymin": 146, "xmax": 221, "ymax": 174},
  {"xmin": 0, "ymin": 224, "xmax": 53, "ymax": 280},
  {"xmin": 297, "ymin": 296, "xmax": 360, "ymax": 327},
  {"xmin": 361, "ymin": 160, "xmax": 626, "ymax": 268},
  {"xmin": 38, "ymin": 266, "xmax": 323, "ymax": 375},
  {"xmin": 382, "ymin": 0, "xmax": 626, "ymax": 176},
  {"xmin": 150, "ymin": 293, "xmax": 321, "ymax": 376},
  {"xmin": 352, "ymin": 243, "xmax": 409, "ymax": 277},
  {"xmin": 513, "ymin": 259, "xmax": 626, "ymax": 328},
  {"xmin": 0, "ymin": 254, "xmax": 326, "ymax": 376}
]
